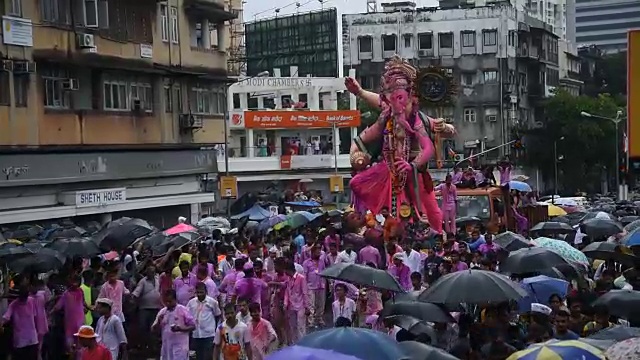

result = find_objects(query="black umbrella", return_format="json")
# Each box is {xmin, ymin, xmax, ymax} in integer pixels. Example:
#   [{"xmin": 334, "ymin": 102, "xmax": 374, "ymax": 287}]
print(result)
[
  {"xmin": 45, "ymin": 237, "xmax": 102, "ymax": 258},
  {"xmin": 591, "ymin": 289, "xmax": 640, "ymax": 320},
  {"xmin": 581, "ymin": 241, "xmax": 637, "ymax": 266},
  {"xmin": 8, "ymin": 247, "xmax": 66, "ymax": 273},
  {"xmin": 0, "ymin": 242, "xmax": 37, "ymax": 261},
  {"xmin": 493, "ymin": 231, "xmax": 531, "ymax": 252},
  {"xmin": 151, "ymin": 232, "xmax": 199, "ymax": 257},
  {"xmin": 141, "ymin": 233, "xmax": 171, "ymax": 249},
  {"xmin": 386, "ymin": 316, "xmax": 435, "ymax": 338},
  {"xmin": 3, "ymin": 226, "xmax": 42, "ymax": 241},
  {"xmin": 581, "ymin": 218, "xmax": 624, "ymax": 238},
  {"xmin": 320, "ymin": 263, "xmax": 404, "ymax": 293},
  {"xmin": 554, "ymin": 212, "xmax": 587, "ymax": 226},
  {"xmin": 46, "ymin": 226, "xmax": 87, "ymax": 240},
  {"xmin": 398, "ymin": 340, "xmax": 460, "ymax": 360},
  {"xmin": 588, "ymin": 325, "xmax": 640, "ymax": 341},
  {"xmin": 380, "ymin": 302, "xmax": 455, "ymax": 323},
  {"xmin": 456, "ymin": 216, "xmax": 482, "ymax": 227},
  {"xmin": 418, "ymin": 269, "xmax": 527, "ymax": 305},
  {"xmin": 625, "ymin": 220, "xmax": 640, "ymax": 233},
  {"xmin": 92, "ymin": 217, "xmax": 153, "ymax": 251},
  {"xmin": 530, "ymin": 221, "xmax": 575, "ymax": 234},
  {"xmin": 500, "ymin": 247, "xmax": 570, "ymax": 275}
]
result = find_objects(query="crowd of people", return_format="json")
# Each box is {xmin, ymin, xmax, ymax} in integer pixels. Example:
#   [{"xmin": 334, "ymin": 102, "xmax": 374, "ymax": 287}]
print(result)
[{"xmin": 0, "ymin": 191, "xmax": 638, "ymax": 360}]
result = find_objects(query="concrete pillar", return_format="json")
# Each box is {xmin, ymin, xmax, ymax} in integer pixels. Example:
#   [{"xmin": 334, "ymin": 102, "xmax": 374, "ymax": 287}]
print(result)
[
  {"xmin": 247, "ymin": 129, "xmax": 254, "ymax": 157},
  {"xmin": 190, "ymin": 203, "xmax": 200, "ymax": 224},
  {"xmin": 202, "ymin": 19, "xmax": 211, "ymax": 48}
]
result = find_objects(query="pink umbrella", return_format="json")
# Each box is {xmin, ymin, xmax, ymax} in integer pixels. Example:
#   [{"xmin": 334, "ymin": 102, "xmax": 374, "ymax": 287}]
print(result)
[{"xmin": 165, "ymin": 223, "xmax": 196, "ymax": 235}]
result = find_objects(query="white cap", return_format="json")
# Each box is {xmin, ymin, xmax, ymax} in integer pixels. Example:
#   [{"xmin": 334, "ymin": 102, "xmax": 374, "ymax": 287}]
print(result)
[{"xmin": 531, "ymin": 303, "xmax": 552, "ymax": 316}]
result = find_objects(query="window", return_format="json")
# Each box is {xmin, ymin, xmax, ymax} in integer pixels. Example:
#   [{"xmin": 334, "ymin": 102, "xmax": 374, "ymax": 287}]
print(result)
[
  {"xmin": 382, "ymin": 35, "xmax": 396, "ymax": 52},
  {"xmin": 0, "ymin": 72, "xmax": 9, "ymax": 106},
  {"xmin": 461, "ymin": 31, "xmax": 475, "ymax": 47},
  {"xmin": 464, "ymin": 108, "xmax": 476, "ymax": 123},
  {"xmin": 483, "ymin": 70, "xmax": 498, "ymax": 83},
  {"xmin": 84, "ymin": 0, "xmax": 98, "ymax": 27},
  {"xmin": 103, "ymin": 79, "xmax": 129, "ymax": 111},
  {"xmin": 14, "ymin": 75, "xmax": 28, "ymax": 107},
  {"xmin": 164, "ymin": 85, "xmax": 182, "ymax": 113},
  {"xmin": 160, "ymin": 4, "xmax": 169, "ymax": 41},
  {"xmin": 483, "ymin": 30, "xmax": 497, "ymax": 46},
  {"xmin": 42, "ymin": 67, "xmax": 70, "ymax": 109},
  {"xmin": 403, "ymin": 35, "xmax": 411, "ymax": 48},
  {"xmin": 170, "ymin": 7, "xmax": 179, "ymax": 44},
  {"xmin": 508, "ymin": 31, "xmax": 517, "ymax": 47},
  {"xmin": 190, "ymin": 85, "xmax": 223, "ymax": 115},
  {"xmin": 359, "ymin": 37, "xmax": 372, "ymax": 52},
  {"xmin": 418, "ymin": 33, "xmax": 432, "ymax": 49},
  {"xmin": 41, "ymin": 0, "xmax": 70, "ymax": 24},
  {"xmin": 8, "ymin": 0, "xmax": 21, "ymax": 16},
  {"xmin": 130, "ymin": 82, "xmax": 153, "ymax": 111},
  {"xmin": 439, "ymin": 33, "xmax": 453, "ymax": 49},
  {"xmin": 461, "ymin": 73, "xmax": 475, "ymax": 87}
]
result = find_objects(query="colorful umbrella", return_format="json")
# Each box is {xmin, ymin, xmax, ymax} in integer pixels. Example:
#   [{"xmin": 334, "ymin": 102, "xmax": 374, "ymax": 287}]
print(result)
[
  {"xmin": 623, "ymin": 228, "xmax": 640, "ymax": 247},
  {"xmin": 547, "ymin": 204, "xmax": 567, "ymax": 217},
  {"xmin": 257, "ymin": 215, "xmax": 287, "ymax": 232},
  {"xmin": 296, "ymin": 327, "xmax": 407, "ymax": 360},
  {"xmin": 605, "ymin": 337, "xmax": 640, "ymax": 360},
  {"xmin": 533, "ymin": 237, "xmax": 589, "ymax": 264},
  {"xmin": 506, "ymin": 339, "xmax": 604, "ymax": 360},
  {"xmin": 266, "ymin": 345, "xmax": 364, "ymax": 360},
  {"xmin": 625, "ymin": 220, "xmax": 640, "ymax": 233},
  {"xmin": 509, "ymin": 180, "xmax": 532, "ymax": 192},
  {"xmin": 164, "ymin": 223, "xmax": 196, "ymax": 235}
]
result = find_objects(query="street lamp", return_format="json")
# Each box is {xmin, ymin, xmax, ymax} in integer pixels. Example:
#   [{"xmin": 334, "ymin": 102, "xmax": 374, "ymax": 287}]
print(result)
[
  {"xmin": 580, "ymin": 110, "xmax": 625, "ymax": 199},
  {"xmin": 553, "ymin": 136, "xmax": 565, "ymax": 204},
  {"xmin": 222, "ymin": 71, "xmax": 270, "ymax": 215}
]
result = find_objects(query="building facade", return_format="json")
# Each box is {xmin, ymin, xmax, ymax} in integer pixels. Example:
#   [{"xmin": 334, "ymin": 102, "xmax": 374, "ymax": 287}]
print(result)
[
  {"xmin": 576, "ymin": 0, "xmax": 640, "ymax": 53},
  {"xmin": 342, "ymin": 2, "xmax": 560, "ymax": 157},
  {"xmin": 0, "ymin": 0, "xmax": 237, "ymax": 225}
]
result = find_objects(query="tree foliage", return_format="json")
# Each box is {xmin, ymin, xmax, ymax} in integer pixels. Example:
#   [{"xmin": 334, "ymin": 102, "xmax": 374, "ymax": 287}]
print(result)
[
  {"xmin": 581, "ymin": 50, "xmax": 627, "ymax": 104},
  {"xmin": 521, "ymin": 90, "xmax": 620, "ymax": 194}
]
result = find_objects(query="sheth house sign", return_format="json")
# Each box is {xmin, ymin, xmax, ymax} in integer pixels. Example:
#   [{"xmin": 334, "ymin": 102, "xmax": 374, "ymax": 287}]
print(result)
[{"xmin": 59, "ymin": 188, "xmax": 127, "ymax": 208}]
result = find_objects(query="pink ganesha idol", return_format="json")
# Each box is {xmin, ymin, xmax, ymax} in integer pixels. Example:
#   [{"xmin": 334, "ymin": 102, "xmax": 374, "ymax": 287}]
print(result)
[{"xmin": 345, "ymin": 55, "xmax": 456, "ymax": 234}]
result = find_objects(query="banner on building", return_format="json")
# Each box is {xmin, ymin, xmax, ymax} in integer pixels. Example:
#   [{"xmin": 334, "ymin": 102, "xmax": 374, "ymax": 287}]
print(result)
[
  {"xmin": 244, "ymin": 110, "xmax": 361, "ymax": 129},
  {"xmin": 329, "ymin": 175, "xmax": 344, "ymax": 193},
  {"xmin": 219, "ymin": 176, "xmax": 238, "ymax": 199}
]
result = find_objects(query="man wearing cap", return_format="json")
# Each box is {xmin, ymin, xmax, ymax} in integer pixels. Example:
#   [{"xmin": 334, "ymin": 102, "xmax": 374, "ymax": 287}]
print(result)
[
  {"xmin": 94, "ymin": 298, "xmax": 127, "ymax": 360},
  {"xmin": 75, "ymin": 325, "xmax": 112, "ymax": 360}
]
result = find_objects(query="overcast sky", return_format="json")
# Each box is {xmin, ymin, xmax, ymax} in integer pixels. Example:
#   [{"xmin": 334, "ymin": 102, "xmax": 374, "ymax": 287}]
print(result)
[{"xmin": 243, "ymin": 0, "xmax": 438, "ymax": 21}]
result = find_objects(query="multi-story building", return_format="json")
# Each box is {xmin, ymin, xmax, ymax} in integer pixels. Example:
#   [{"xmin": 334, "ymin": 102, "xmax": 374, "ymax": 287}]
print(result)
[
  {"xmin": 576, "ymin": 0, "xmax": 640, "ymax": 53},
  {"xmin": 0, "ymin": 0, "xmax": 237, "ymax": 225},
  {"xmin": 342, "ymin": 1, "xmax": 560, "ymax": 157}
]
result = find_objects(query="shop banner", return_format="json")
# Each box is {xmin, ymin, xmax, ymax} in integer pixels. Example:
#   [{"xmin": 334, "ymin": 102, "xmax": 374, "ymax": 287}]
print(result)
[{"xmin": 243, "ymin": 110, "xmax": 361, "ymax": 129}]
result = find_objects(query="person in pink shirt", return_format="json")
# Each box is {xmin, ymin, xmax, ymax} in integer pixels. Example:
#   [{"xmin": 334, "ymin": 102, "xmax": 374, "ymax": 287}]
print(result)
[
  {"xmin": 302, "ymin": 245, "xmax": 327, "ymax": 327},
  {"xmin": 234, "ymin": 262, "xmax": 268, "ymax": 307},
  {"xmin": 387, "ymin": 253, "xmax": 411, "ymax": 291},
  {"xmin": 284, "ymin": 260, "xmax": 310, "ymax": 344},
  {"xmin": 253, "ymin": 259, "xmax": 273, "ymax": 320},
  {"xmin": 268, "ymin": 258, "xmax": 289, "ymax": 347},
  {"xmin": 219, "ymin": 258, "xmax": 245, "ymax": 305},
  {"xmin": 2, "ymin": 286, "xmax": 39, "ymax": 359},
  {"xmin": 359, "ymin": 237, "xmax": 382, "ymax": 269},
  {"xmin": 98, "ymin": 268, "xmax": 130, "ymax": 322},
  {"xmin": 152, "ymin": 289, "xmax": 196, "ymax": 360},
  {"xmin": 436, "ymin": 174, "xmax": 458, "ymax": 234},
  {"xmin": 195, "ymin": 265, "xmax": 220, "ymax": 304},
  {"xmin": 192, "ymin": 251, "xmax": 216, "ymax": 279},
  {"xmin": 31, "ymin": 280, "xmax": 49, "ymax": 360},
  {"xmin": 53, "ymin": 274, "xmax": 92, "ymax": 356},
  {"xmin": 450, "ymin": 251, "xmax": 469, "ymax": 272},
  {"xmin": 477, "ymin": 233, "xmax": 500, "ymax": 255},
  {"xmin": 323, "ymin": 227, "xmax": 341, "ymax": 253},
  {"xmin": 174, "ymin": 261, "xmax": 197, "ymax": 305},
  {"xmin": 325, "ymin": 242, "xmax": 339, "ymax": 266},
  {"xmin": 299, "ymin": 236, "xmax": 316, "ymax": 265},
  {"xmin": 385, "ymin": 241, "xmax": 403, "ymax": 268}
]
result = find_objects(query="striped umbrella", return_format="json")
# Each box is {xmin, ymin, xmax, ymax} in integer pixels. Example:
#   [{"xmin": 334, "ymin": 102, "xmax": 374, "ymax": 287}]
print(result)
[{"xmin": 507, "ymin": 339, "xmax": 604, "ymax": 360}]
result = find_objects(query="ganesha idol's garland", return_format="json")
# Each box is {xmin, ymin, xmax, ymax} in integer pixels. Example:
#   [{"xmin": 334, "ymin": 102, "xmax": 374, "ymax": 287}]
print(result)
[{"xmin": 345, "ymin": 56, "xmax": 456, "ymax": 234}]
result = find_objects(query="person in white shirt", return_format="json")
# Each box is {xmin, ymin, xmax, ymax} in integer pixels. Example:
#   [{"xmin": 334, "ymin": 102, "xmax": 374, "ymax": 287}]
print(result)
[
  {"xmin": 332, "ymin": 283, "xmax": 357, "ymax": 326},
  {"xmin": 94, "ymin": 298, "xmax": 127, "ymax": 360},
  {"xmin": 188, "ymin": 282, "xmax": 222, "ymax": 360},
  {"xmin": 236, "ymin": 298, "xmax": 252, "ymax": 325},
  {"xmin": 214, "ymin": 303, "xmax": 253, "ymax": 360},
  {"xmin": 400, "ymin": 245, "xmax": 423, "ymax": 274},
  {"xmin": 336, "ymin": 243, "xmax": 358, "ymax": 264}
]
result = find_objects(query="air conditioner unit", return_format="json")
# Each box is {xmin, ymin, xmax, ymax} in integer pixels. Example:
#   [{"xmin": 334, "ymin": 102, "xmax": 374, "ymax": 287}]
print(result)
[
  {"xmin": 179, "ymin": 113, "xmax": 203, "ymax": 129},
  {"xmin": 61, "ymin": 79, "xmax": 80, "ymax": 91},
  {"xmin": 76, "ymin": 33, "xmax": 95, "ymax": 49},
  {"xmin": 12, "ymin": 61, "xmax": 36, "ymax": 74},
  {"xmin": 418, "ymin": 49, "xmax": 431, "ymax": 57},
  {"xmin": 1, "ymin": 60, "xmax": 12, "ymax": 72},
  {"xmin": 486, "ymin": 115, "xmax": 498, "ymax": 122},
  {"xmin": 454, "ymin": 154, "xmax": 464, "ymax": 161}
]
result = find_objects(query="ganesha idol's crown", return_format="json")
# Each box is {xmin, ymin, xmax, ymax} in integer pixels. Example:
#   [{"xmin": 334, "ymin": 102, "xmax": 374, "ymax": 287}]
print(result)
[{"xmin": 381, "ymin": 55, "xmax": 417, "ymax": 92}]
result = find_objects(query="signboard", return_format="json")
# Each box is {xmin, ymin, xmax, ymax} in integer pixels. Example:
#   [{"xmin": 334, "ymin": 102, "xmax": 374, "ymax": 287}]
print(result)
[
  {"xmin": 329, "ymin": 175, "xmax": 344, "ymax": 193},
  {"xmin": 229, "ymin": 111, "xmax": 245, "ymax": 129},
  {"xmin": 629, "ymin": 30, "xmax": 640, "ymax": 158},
  {"xmin": 280, "ymin": 155, "xmax": 292, "ymax": 170},
  {"xmin": 219, "ymin": 176, "xmax": 238, "ymax": 199},
  {"xmin": 2, "ymin": 16, "xmax": 33, "ymax": 47},
  {"xmin": 74, "ymin": 188, "xmax": 126, "ymax": 208},
  {"xmin": 140, "ymin": 44, "xmax": 153, "ymax": 58},
  {"xmin": 269, "ymin": 206, "xmax": 279, "ymax": 216},
  {"xmin": 244, "ymin": 110, "xmax": 361, "ymax": 129}
]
